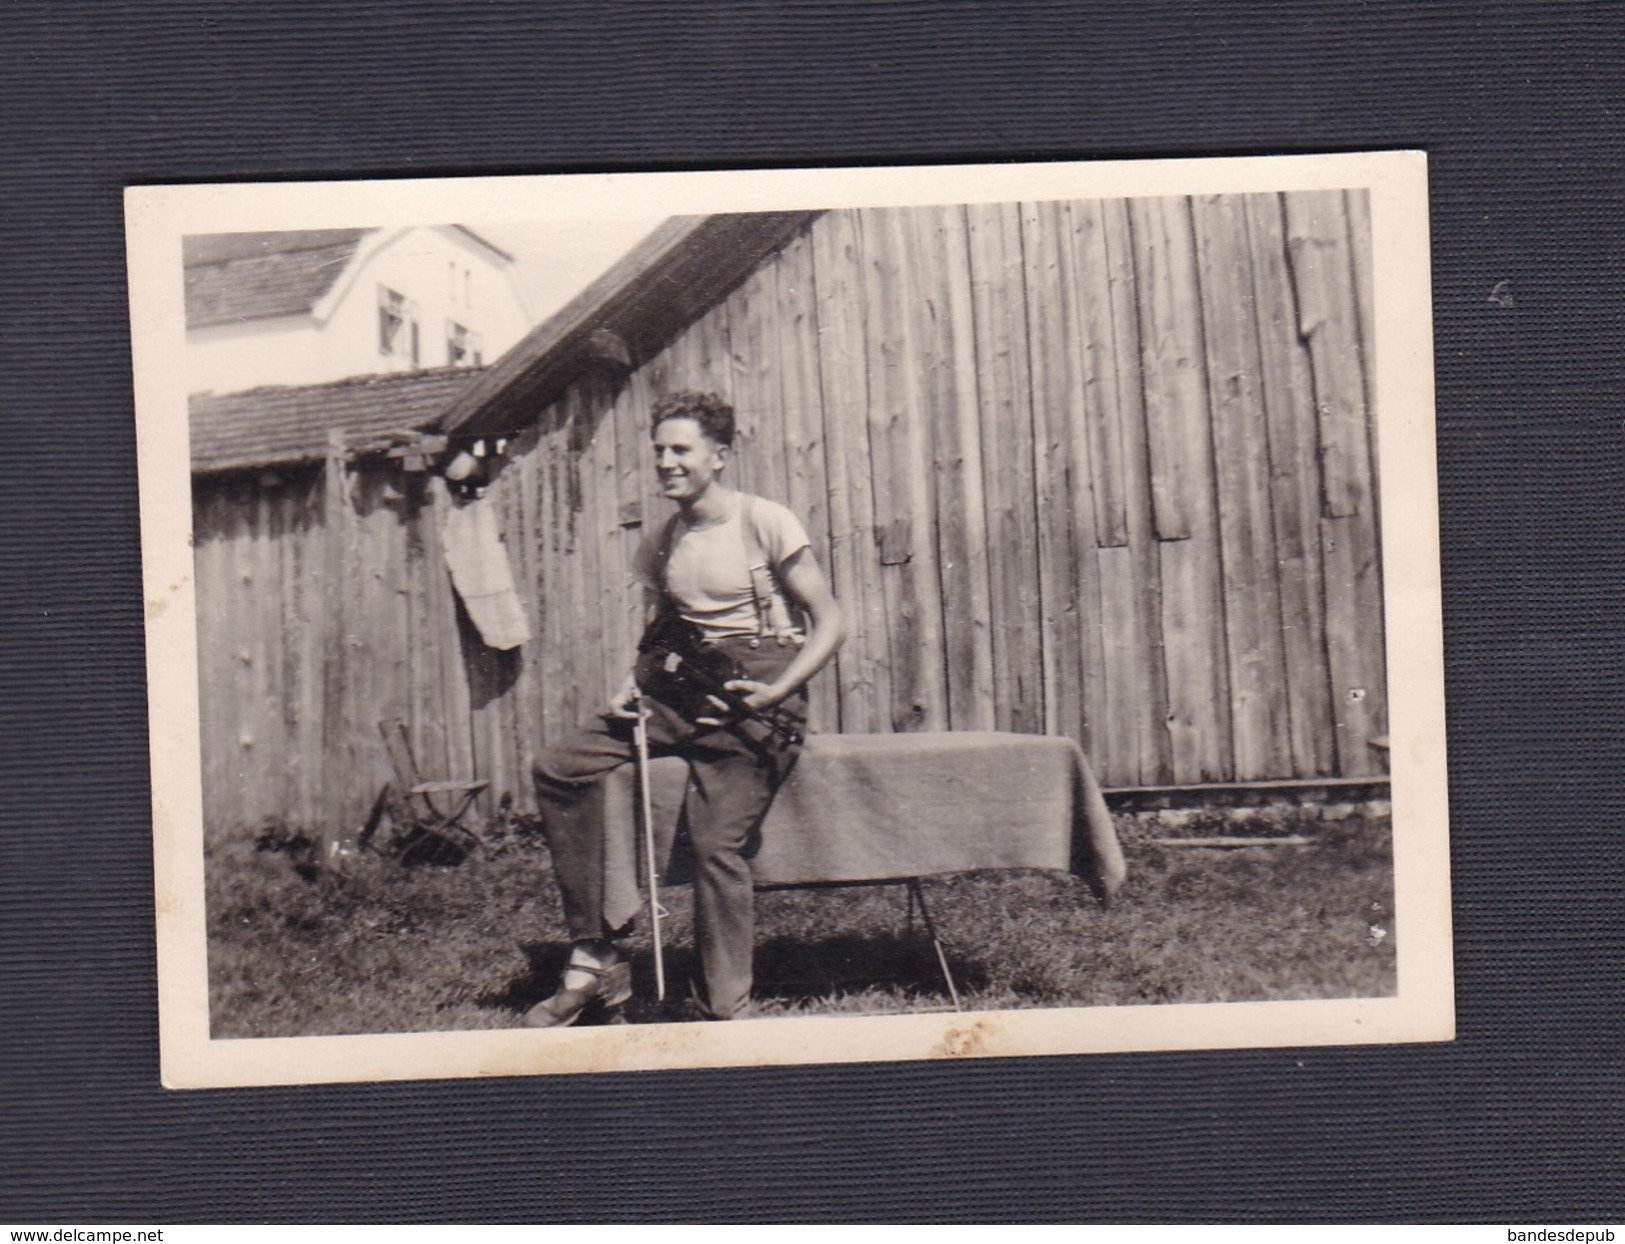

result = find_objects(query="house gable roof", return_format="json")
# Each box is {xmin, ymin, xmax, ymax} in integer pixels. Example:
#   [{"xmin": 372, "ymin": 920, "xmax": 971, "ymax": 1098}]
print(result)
[
  {"xmin": 184, "ymin": 228, "xmax": 375, "ymax": 330},
  {"xmin": 449, "ymin": 224, "xmax": 514, "ymax": 262},
  {"xmin": 437, "ymin": 211, "xmax": 823, "ymax": 438},
  {"xmin": 190, "ymin": 367, "xmax": 483, "ymax": 474}
]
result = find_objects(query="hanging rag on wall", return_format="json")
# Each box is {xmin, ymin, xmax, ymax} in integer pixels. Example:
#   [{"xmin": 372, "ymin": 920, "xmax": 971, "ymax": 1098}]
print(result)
[{"xmin": 440, "ymin": 495, "xmax": 531, "ymax": 651}]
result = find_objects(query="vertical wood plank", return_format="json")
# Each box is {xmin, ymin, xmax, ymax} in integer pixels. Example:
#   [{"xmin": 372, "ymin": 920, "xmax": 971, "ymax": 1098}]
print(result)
[
  {"xmin": 586, "ymin": 377, "xmax": 619, "ymax": 722},
  {"xmin": 1094, "ymin": 544, "xmax": 1147, "ymax": 786},
  {"xmin": 812, "ymin": 209, "xmax": 889, "ymax": 733},
  {"xmin": 500, "ymin": 458, "xmax": 531, "ymax": 811},
  {"xmin": 697, "ymin": 300, "xmax": 734, "ymax": 400},
  {"xmin": 655, "ymin": 322, "xmax": 691, "ymax": 396},
  {"xmin": 245, "ymin": 487, "xmax": 269, "ymax": 827},
  {"xmin": 1066, "ymin": 199, "xmax": 1132, "ymax": 548},
  {"xmin": 426, "ymin": 474, "xmax": 475, "ymax": 789},
  {"xmin": 280, "ymin": 477, "xmax": 310, "ymax": 831},
  {"xmin": 1020, "ymin": 199, "xmax": 1088, "ymax": 744},
  {"xmin": 1345, "ymin": 188, "xmax": 1382, "ymax": 527},
  {"xmin": 230, "ymin": 485, "xmax": 253, "ymax": 829},
  {"xmin": 190, "ymin": 489, "xmax": 218, "ymax": 831},
  {"xmin": 864, "ymin": 204, "xmax": 949, "ymax": 730},
  {"xmin": 906, "ymin": 204, "xmax": 996, "ymax": 732},
  {"xmin": 1192, "ymin": 193, "xmax": 1293, "ymax": 781},
  {"xmin": 479, "ymin": 477, "xmax": 513, "ymax": 811},
  {"xmin": 1247, "ymin": 193, "xmax": 1336, "ymax": 777},
  {"xmin": 1285, "ymin": 189, "xmax": 1373, "ymax": 519},
  {"xmin": 349, "ymin": 471, "xmax": 386, "ymax": 831},
  {"xmin": 771, "ymin": 230, "xmax": 842, "ymax": 736},
  {"xmin": 965, "ymin": 200, "xmax": 1045, "ymax": 735},
  {"xmin": 1096, "ymin": 198, "xmax": 1170, "ymax": 786},
  {"xmin": 459, "ymin": 498, "xmax": 510, "ymax": 817},
  {"xmin": 319, "ymin": 432, "xmax": 349, "ymax": 854},
  {"xmin": 1155, "ymin": 541, "xmax": 1230, "ymax": 783},
  {"xmin": 565, "ymin": 384, "xmax": 604, "ymax": 727},
  {"xmin": 553, "ymin": 393, "xmax": 581, "ymax": 736},
  {"xmin": 238, "ymin": 480, "xmax": 266, "ymax": 826},
  {"xmin": 377, "ymin": 467, "xmax": 412, "ymax": 796},
  {"xmin": 772, "ymin": 231, "xmax": 830, "ymax": 561},
  {"xmin": 1320, "ymin": 511, "xmax": 1386, "ymax": 777},
  {"xmin": 537, "ymin": 427, "xmax": 569, "ymax": 741},
  {"xmin": 729, "ymin": 270, "xmax": 789, "ymax": 508},
  {"xmin": 1132, "ymin": 196, "xmax": 1233, "ymax": 782},
  {"xmin": 613, "ymin": 364, "xmax": 657, "ymax": 664},
  {"xmin": 508, "ymin": 426, "xmax": 544, "ymax": 807},
  {"xmin": 1052, "ymin": 201, "xmax": 1112, "ymax": 757},
  {"xmin": 189, "ymin": 490, "xmax": 212, "ymax": 829},
  {"xmin": 1286, "ymin": 190, "xmax": 1386, "ymax": 774},
  {"xmin": 860, "ymin": 208, "xmax": 949, "ymax": 732},
  {"xmin": 212, "ymin": 489, "xmax": 239, "ymax": 831},
  {"xmin": 402, "ymin": 474, "xmax": 439, "ymax": 790},
  {"xmin": 1345, "ymin": 188, "xmax": 1377, "ymax": 444},
  {"xmin": 1131, "ymin": 196, "xmax": 1204, "ymax": 542},
  {"xmin": 340, "ymin": 472, "xmax": 369, "ymax": 831},
  {"xmin": 252, "ymin": 482, "xmax": 281, "ymax": 822},
  {"xmin": 269, "ymin": 484, "xmax": 298, "ymax": 826},
  {"xmin": 202, "ymin": 488, "xmax": 238, "ymax": 831},
  {"xmin": 297, "ymin": 473, "xmax": 327, "ymax": 828}
]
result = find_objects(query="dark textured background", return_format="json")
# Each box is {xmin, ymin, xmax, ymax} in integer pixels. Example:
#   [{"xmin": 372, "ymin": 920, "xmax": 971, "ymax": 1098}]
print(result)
[{"xmin": 2, "ymin": 0, "xmax": 1621, "ymax": 1224}]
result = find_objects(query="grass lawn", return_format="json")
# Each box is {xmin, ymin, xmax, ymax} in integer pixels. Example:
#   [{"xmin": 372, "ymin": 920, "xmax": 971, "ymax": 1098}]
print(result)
[{"xmin": 206, "ymin": 804, "xmax": 1396, "ymax": 1037}]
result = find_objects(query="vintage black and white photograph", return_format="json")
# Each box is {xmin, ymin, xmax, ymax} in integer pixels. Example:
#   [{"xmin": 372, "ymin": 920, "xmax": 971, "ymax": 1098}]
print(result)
[{"xmin": 128, "ymin": 154, "xmax": 1449, "ymax": 1087}]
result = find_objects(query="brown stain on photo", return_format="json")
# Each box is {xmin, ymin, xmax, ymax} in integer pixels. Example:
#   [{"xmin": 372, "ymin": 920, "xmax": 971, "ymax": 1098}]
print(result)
[{"xmin": 933, "ymin": 1019, "xmax": 998, "ymax": 1058}]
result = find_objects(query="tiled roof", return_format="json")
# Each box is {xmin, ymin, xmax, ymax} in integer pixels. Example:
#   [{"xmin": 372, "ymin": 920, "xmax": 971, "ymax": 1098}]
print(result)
[
  {"xmin": 184, "ymin": 229, "xmax": 373, "ymax": 329},
  {"xmin": 190, "ymin": 367, "xmax": 484, "ymax": 473}
]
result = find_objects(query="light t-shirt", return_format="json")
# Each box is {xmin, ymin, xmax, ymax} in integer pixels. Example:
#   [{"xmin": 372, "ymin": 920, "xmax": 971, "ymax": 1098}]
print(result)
[{"xmin": 635, "ymin": 493, "xmax": 811, "ymax": 639}]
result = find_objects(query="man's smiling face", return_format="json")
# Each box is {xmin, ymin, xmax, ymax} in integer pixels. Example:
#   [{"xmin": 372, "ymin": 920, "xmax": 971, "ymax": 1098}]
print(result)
[{"xmin": 652, "ymin": 416, "xmax": 729, "ymax": 502}]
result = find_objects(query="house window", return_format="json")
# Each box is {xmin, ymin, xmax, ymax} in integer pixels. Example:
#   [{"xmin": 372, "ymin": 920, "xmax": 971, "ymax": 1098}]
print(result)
[
  {"xmin": 378, "ymin": 286, "xmax": 406, "ymax": 355},
  {"xmin": 379, "ymin": 286, "xmax": 419, "ymax": 364},
  {"xmin": 447, "ymin": 321, "xmax": 483, "ymax": 368}
]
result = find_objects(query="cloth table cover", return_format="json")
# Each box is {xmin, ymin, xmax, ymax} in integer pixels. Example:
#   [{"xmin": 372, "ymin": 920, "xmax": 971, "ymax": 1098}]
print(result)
[{"xmin": 600, "ymin": 731, "xmax": 1126, "ymax": 932}]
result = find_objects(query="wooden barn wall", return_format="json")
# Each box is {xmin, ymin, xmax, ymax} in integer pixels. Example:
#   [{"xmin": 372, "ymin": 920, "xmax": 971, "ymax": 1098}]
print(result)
[
  {"xmin": 492, "ymin": 188, "xmax": 1385, "ymax": 794},
  {"xmin": 194, "ymin": 464, "xmax": 492, "ymax": 837},
  {"xmin": 193, "ymin": 188, "xmax": 1384, "ymax": 836}
]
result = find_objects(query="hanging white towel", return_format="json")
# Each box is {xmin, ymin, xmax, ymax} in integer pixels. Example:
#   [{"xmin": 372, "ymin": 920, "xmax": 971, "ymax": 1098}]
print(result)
[{"xmin": 440, "ymin": 496, "xmax": 532, "ymax": 651}]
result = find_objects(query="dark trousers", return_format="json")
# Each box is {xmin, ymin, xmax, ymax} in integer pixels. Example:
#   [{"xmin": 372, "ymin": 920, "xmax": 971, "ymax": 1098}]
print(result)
[{"xmin": 531, "ymin": 638, "xmax": 805, "ymax": 1019}]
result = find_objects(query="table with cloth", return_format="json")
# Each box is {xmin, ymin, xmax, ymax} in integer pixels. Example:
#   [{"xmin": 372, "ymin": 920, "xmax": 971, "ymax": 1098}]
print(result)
[{"xmin": 596, "ymin": 731, "xmax": 1127, "ymax": 939}]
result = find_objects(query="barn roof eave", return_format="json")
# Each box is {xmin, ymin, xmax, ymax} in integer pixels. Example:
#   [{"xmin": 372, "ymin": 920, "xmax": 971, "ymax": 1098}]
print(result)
[{"xmin": 435, "ymin": 210, "xmax": 824, "ymax": 439}]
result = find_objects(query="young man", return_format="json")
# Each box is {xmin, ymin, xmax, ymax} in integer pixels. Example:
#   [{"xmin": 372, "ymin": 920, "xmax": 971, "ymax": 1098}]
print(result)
[{"xmin": 527, "ymin": 390, "xmax": 845, "ymax": 1024}]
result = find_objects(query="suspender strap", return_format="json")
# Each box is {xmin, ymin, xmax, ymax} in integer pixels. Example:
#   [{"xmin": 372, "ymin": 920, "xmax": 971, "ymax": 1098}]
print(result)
[{"xmin": 741, "ymin": 495, "xmax": 798, "ymax": 639}]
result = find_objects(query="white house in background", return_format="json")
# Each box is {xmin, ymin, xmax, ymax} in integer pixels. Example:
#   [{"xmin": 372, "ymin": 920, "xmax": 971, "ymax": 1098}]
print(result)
[{"xmin": 184, "ymin": 225, "xmax": 534, "ymax": 394}]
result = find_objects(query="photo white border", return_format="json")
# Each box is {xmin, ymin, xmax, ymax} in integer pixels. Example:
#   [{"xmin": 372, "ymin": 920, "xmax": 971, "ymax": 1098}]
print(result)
[{"xmin": 127, "ymin": 151, "xmax": 1450, "ymax": 1088}]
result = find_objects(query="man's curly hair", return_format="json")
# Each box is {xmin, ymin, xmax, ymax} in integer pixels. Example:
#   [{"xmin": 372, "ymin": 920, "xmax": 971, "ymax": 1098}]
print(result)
[{"xmin": 650, "ymin": 390, "xmax": 736, "ymax": 447}]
